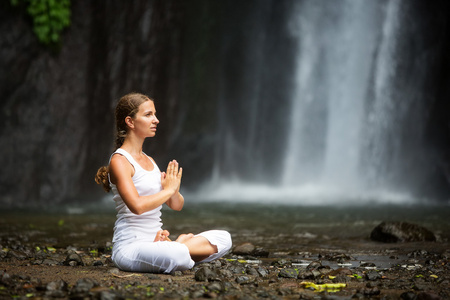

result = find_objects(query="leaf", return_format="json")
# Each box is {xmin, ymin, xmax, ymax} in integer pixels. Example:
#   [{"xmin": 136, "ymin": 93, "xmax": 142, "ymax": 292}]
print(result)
[{"xmin": 301, "ymin": 281, "xmax": 346, "ymax": 292}]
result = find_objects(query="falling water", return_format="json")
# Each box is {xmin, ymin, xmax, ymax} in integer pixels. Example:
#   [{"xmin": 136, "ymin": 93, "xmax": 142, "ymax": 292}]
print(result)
[
  {"xmin": 195, "ymin": 0, "xmax": 431, "ymax": 204},
  {"xmin": 283, "ymin": 1, "xmax": 400, "ymax": 197}
]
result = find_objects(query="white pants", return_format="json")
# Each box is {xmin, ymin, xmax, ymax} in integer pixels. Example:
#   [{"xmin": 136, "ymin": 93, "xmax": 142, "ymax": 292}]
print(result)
[{"xmin": 112, "ymin": 230, "xmax": 232, "ymax": 273}]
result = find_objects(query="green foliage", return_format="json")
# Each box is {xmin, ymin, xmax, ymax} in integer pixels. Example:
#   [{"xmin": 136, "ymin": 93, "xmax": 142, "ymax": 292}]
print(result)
[{"xmin": 11, "ymin": 0, "xmax": 71, "ymax": 46}]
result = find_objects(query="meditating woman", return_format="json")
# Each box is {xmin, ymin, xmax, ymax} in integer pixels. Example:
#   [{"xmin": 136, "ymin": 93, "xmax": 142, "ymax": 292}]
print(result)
[{"xmin": 95, "ymin": 92, "xmax": 232, "ymax": 273}]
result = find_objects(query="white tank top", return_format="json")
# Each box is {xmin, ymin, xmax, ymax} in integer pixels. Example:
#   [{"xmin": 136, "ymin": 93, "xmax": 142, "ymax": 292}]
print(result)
[{"xmin": 109, "ymin": 148, "xmax": 163, "ymax": 243}]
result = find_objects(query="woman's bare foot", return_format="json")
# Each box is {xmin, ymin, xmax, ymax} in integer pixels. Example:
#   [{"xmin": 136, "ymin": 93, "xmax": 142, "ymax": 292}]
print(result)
[
  {"xmin": 154, "ymin": 230, "xmax": 171, "ymax": 242},
  {"xmin": 175, "ymin": 233, "xmax": 194, "ymax": 243}
]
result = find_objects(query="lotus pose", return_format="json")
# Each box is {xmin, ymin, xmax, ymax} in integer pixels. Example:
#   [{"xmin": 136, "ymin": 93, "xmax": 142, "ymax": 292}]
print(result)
[{"xmin": 95, "ymin": 92, "xmax": 232, "ymax": 273}]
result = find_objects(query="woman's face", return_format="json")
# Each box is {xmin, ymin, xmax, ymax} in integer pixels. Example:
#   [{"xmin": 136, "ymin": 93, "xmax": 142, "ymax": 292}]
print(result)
[{"xmin": 131, "ymin": 100, "xmax": 159, "ymax": 138}]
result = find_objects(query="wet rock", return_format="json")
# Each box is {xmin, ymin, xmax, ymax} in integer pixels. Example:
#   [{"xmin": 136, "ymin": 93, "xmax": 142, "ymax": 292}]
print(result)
[
  {"xmin": 246, "ymin": 267, "xmax": 259, "ymax": 276},
  {"xmin": 329, "ymin": 267, "xmax": 352, "ymax": 276},
  {"xmin": 0, "ymin": 270, "xmax": 11, "ymax": 284},
  {"xmin": 93, "ymin": 260, "xmax": 103, "ymax": 266},
  {"xmin": 318, "ymin": 265, "xmax": 331, "ymax": 275},
  {"xmin": 235, "ymin": 275, "xmax": 253, "ymax": 284},
  {"xmin": 46, "ymin": 279, "xmax": 68, "ymax": 298},
  {"xmin": 6, "ymin": 250, "xmax": 28, "ymax": 260},
  {"xmin": 306, "ymin": 260, "xmax": 322, "ymax": 270},
  {"xmin": 327, "ymin": 253, "xmax": 354, "ymax": 262},
  {"xmin": 228, "ymin": 263, "xmax": 245, "ymax": 274},
  {"xmin": 409, "ymin": 249, "xmax": 429, "ymax": 257},
  {"xmin": 63, "ymin": 252, "xmax": 84, "ymax": 266},
  {"xmin": 256, "ymin": 266, "xmax": 269, "ymax": 277},
  {"xmin": 278, "ymin": 268, "xmax": 299, "ymax": 278},
  {"xmin": 370, "ymin": 222, "xmax": 436, "ymax": 243},
  {"xmin": 71, "ymin": 278, "xmax": 98, "ymax": 295},
  {"xmin": 108, "ymin": 268, "xmax": 120, "ymax": 276},
  {"xmin": 194, "ymin": 267, "xmax": 220, "ymax": 282},
  {"xmin": 218, "ymin": 268, "xmax": 233, "ymax": 278},
  {"xmin": 207, "ymin": 282, "xmax": 223, "ymax": 293},
  {"xmin": 253, "ymin": 247, "xmax": 270, "ymax": 257},
  {"xmin": 366, "ymin": 270, "xmax": 382, "ymax": 281},
  {"xmin": 42, "ymin": 258, "xmax": 60, "ymax": 266},
  {"xmin": 232, "ymin": 243, "xmax": 269, "ymax": 258},
  {"xmin": 100, "ymin": 290, "xmax": 122, "ymax": 300},
  {"xmin": 297, "ymin": 270, "xmax": 316, "ymax": 279},
  {"xmin": 360, "ymin": 262, "xmax": 376, "ymax": 268},
  {"xmin": 333, "ymin": 274, "xmax": 352, "ymax": 283},
  {"xmin": 233, "ymin": 242, "xmax": 255, "ymax": 255},
  {"xmin": 272, "ymin": 259, "xmax": 291, "ymax": 267},
  {"xmin": 0, "ymin": 249, "xmax": 7, "ymax": 260}
]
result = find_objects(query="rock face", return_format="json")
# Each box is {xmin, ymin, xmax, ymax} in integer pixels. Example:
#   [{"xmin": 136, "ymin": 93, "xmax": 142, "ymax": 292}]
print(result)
[
  {"xmin": 370, "ymin": 222, "xmax": 436, "ymax": 243},
  {"xmin": 0, "ymin": 0, "xmax": 296, "ymax": 207},
  {"xmin": 0, "ymin": 0, "xmax": 187, "ymax": 206}
]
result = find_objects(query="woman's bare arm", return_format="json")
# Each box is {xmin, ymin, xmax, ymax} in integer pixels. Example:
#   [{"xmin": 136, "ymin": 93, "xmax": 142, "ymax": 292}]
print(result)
[{"xmin": 109, "ymin": 155, "xmax": 180, "ymax": 215}]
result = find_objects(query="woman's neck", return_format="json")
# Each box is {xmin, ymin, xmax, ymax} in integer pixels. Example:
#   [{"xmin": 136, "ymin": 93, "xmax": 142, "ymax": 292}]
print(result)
[{"xmin": 121, "ymin": 136, "xmax": 145, "ymax": 156}]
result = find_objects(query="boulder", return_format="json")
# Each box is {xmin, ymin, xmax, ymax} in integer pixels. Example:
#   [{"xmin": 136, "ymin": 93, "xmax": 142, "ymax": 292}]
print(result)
[
  {"xmin": 370, "ymin": 222, "xmax": 436, "ymax": 243},
  {"xmin": 232, "ymin": 242, "xmax": 255, "ymax": 255}
]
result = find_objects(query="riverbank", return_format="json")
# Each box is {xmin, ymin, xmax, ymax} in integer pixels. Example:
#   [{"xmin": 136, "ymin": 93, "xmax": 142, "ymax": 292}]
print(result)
[{"xmin": 0, "ymin": 203, "xmax": 449, "ymax": 299}]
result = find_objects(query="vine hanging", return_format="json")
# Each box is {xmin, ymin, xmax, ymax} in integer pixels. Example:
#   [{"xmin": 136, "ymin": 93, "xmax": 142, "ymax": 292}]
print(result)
[{"xmin": 11, "ymin": 0, "xmax": 71, "ymax": 46}]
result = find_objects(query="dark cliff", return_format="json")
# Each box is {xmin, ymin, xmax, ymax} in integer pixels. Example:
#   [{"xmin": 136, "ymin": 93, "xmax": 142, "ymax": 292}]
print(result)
[{"xmin": 0, "ymin": 0, "xmax": 189, "ymax": 206}]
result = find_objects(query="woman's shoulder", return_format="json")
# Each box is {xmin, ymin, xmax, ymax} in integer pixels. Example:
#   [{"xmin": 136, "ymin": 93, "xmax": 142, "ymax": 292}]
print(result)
[{"xmin": 110, "ymin": 150, "xmax": 135, "ymax": 171}]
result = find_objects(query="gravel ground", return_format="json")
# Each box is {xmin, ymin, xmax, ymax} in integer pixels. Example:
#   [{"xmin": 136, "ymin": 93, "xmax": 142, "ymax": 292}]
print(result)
[{"xmin": 0, "ymin": 204, "xmax": 449, "ymax": 299}]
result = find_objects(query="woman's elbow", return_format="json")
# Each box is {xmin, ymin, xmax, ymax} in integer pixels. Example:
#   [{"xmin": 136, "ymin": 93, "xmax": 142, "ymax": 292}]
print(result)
[
  {"xmin": 171, "ymin": 204, "xmax": 183, "ymax": 211},
  {"xmin": 128, "ymin": 202, "xmax": 146, "ymax": 215}
]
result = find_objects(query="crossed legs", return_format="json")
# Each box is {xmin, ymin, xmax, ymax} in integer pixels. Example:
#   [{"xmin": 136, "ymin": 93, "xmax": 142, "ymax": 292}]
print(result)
[{"xmin": 154, "ymin": 230, "xmax": 218, "ymax": 262}]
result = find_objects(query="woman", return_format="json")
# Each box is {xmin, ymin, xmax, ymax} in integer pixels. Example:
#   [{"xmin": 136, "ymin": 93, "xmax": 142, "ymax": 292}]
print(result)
[{"xmin": 95, "ymin": 92, "xmax": 232, "ymax": 273}]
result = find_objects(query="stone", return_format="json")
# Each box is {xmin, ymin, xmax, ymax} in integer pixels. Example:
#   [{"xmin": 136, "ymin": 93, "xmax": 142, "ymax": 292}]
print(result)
[
  {"xmin": 71, "ymin": 278, "xmax": 97, "ymax": 294},
  {"xmin": 63, "ymin": 252, "xmax": 84, "ymax": 266},
  {"xmin": 253, "ymin": 247, "xmax": 270, "ymax": 257},
  {"xmin": 194, "ymin": 267, "xmax": 220, "ymax": 282},
  {"xmin": 278, "ymin": 268, "xmax": 299, "ymax": 278},
  {"xmin": 233, "ymin": 242, "xmax": 255, "ymax": 255},
  {"xmin": 306, "ymin": 260, "xmax": 322, "ymax": 270},
  {"xmin": 370, "ymin": 222, "xmax": 436, "ymax": 243},
  {"xmin": 235, "ymin": 275, "xmax": 253, "ymax": 284},
  {"xmin": 46, "ymin": 279, "xmax": 68, "ymax": 292},
  {"xmin": 366, "ymin": 270, "xmax": 382, "ymax": 281}
]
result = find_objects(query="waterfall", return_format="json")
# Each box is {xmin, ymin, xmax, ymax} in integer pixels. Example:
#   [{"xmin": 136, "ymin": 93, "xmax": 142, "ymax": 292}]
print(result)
[
  {"xmin": 193, "ymin": 0, "xmax": 437, "ymax": 204},
  {"xmin": 283, "ymin": 1, "xmax": 392, "ymax": 193}
]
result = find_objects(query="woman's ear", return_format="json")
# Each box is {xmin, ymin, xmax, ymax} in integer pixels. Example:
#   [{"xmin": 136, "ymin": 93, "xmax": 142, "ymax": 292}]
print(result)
[{"xmin": 125, "ymin": 116, "xmax": 134, "ymax": 130}]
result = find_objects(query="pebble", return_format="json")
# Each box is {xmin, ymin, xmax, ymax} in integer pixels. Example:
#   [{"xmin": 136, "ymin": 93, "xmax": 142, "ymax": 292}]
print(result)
[
  {"xmin": 366, "ymin": 270, "xmax": 382, "ymax": 281},
  {"xmin": 64, "ymin": 252, "xmax": 84, "ymax": 266},
  {"xmin": 278, "ymin": 268, "xmax": 299, "ymax": 278}
]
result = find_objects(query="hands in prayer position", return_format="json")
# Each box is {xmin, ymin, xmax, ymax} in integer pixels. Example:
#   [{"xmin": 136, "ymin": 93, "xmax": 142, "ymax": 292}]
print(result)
[{"xmin": 161, "ymin": 160, "xmax": 182, "ymax": 195}]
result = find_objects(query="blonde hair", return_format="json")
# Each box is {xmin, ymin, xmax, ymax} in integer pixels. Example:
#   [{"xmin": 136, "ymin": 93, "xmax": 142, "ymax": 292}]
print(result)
[{"xmin": 95, "ymin": 92, "xmax": 153, "ymax": 192}]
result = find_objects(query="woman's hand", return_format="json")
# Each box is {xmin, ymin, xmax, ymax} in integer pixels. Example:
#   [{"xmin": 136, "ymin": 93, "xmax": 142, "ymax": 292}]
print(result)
[
  {"xmin": 154, "ymin": 229, "xmax": 171, "ymax": 242},
  {"xmin": 161, "ymin": 160, "xmax": 182, "ymax": 195}
]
